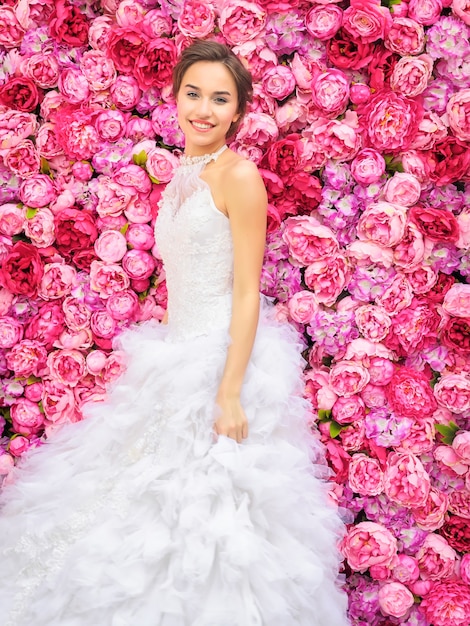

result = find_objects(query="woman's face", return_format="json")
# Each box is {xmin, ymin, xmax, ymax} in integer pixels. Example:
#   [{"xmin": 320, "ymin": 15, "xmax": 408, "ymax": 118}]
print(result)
[{"xmin": 176, "ymin": 61, "xmax": 240, "ymax": 156}]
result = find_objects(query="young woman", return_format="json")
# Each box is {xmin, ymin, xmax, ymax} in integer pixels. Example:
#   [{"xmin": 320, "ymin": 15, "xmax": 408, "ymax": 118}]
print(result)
[{"xmin": 0, "ymin": 41, "xmax": 350, "ymax": 626}]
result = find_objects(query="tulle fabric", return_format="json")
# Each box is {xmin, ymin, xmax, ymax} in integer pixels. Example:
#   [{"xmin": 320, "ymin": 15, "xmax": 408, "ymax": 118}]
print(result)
[{"xmin": 0, "ymin": 303, "xmax": 350, "ymax": 626}]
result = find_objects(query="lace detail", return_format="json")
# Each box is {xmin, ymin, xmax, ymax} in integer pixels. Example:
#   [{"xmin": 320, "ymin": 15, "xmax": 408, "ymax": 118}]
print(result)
[
  {"xmin": 155, "ymin": 147, "xmax": 233, "ymax": 341},
  {"xmin": 180, "ymin": 144, "xmax": 227, "ymax": 167}
]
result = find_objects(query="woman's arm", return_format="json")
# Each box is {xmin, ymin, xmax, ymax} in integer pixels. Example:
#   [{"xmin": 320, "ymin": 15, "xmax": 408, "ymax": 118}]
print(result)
[{"xmin": 214, "ymin": 159, "xmax": 267, "ymax": 443}]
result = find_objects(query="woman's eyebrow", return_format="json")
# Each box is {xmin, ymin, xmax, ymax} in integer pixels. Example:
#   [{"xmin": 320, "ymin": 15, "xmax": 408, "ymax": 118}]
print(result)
[{"xmin": 183, "ymin": 83, "xmax": 232, "ymax": 96}]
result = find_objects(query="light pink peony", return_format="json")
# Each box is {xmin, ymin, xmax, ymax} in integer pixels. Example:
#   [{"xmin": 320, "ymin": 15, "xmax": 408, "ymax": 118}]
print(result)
[
  {"xmin": 329, "ymin": 360, "xmax": 370, "ymax": 397},
  {"xmin": 355, "ymin": 305, "xmax": 392, "ymax": 343},
  {"xmin": 368, "ymin": 357, "xmax": 395, "ymax": 386},
  {"xmin": 23, "ymin": 208, "xmax": 55, "ymax": 248},
  {"xmin": 332, "ymin": 395, "xmax": 366, "ymax": 424},
  {"xmin": 390, "ymin": 54, "xmax": 433, "ymax": 98},
  {"xmin": 121, "ymin": 250, "xmax": 155, "ymax": 281},
  {"xmin": 341, "ymin": 521, "xmax": 398, "ymax": 572},
  {"xmin": 262, "ymin": 65, "xmax": 296, "ymax": 101},
  {"xmin": 393, "ymin": 222, "xmax": 425, "ymax": 270},
  {"xmin": 416, "ymin": 534, "xmax": 457, "ymax": 581},
  {"xmin": 95, "ymin": 110, "xmax": 127, "ymax": 142},
  {"xmin": 348, "ymin": 453, "xmax": 385, "ymax": 496},
  {"xmin": 384, "ymin": 452, "xmax": 431, "ymax": 508},
  {"xmin": 287, "ymin": 290, "xmax": 318, "ymax": 324},
  {"xmin": 5, "ymin": 140, "xmax": 40, "ymax": 179},
  {"xmin": 443, "ymin": 284, "xmax": 470, "ymax": 318},
  {"xmin": 110, "ymin": 75, "xmax": 141, "ymax": 111},
  {"xmin": 47, "ymin": 349, "xmax": 86, "ymax": 388},
  {"xmin": 80, "ymin": 49, "xmax": 116, "ymax": 91},
  {"xmin": 311, "ymin": 69, "xmax": 350, "ymax": 118},
  {"xmin": 453, "ymin": 431, "xmax": 470, "ymax": 463},
  {"xmin": 236, "ymin": 112, "xmax": 279, "ymax": 146},
  {"xmin": 106, "ymin": 289, "xmax": 138, "ymax": 322},
  {"xmin": 461, "ymin": 553, "xmax": 470, "ymax": 585},
  {"xmin": 38, "ymin": 263, "xmax": 77, "ymax": 301},
  {"xmin": 219, "ymin": 1, "xmax": 267, "ymax": 45},
  {"xmin": 177, "ymin": 0, "xmax": 216, "ymax": 37},
  {"xmin": 42, "ymin": 380, "xmax": 77, "ymax": 425},
  {"xmin": 434, "ymin": 374, "xmax": 470, "ymax": 414},
  {"xmin": 146, "ymin": 148, "xmax": 179, "ymax": 183},
  {"xmin": 0, "ymin": 110, "xmax": 38, "ymax": 156},
  {"xmin": 0, "ymin": 316, "xmax": 24, "ymax": 349},
  {"xmin": 384, "ymin": 172, "xmax": 421, "ymax": 206},
  {"xmin": 357, "ymin": 201, "xmax": 407, "ymax": 247},
  {"xmin": 282, "ymin": 216, "xmax": 339, "ymax": 265},
  {"xmin": 305, "ymin": 5, "xmax": 343, "ymax": 40},
  {"xmin": 58, "ymin": 68, "xmax": 90, "ymax": 104},
  {"xmin": 408, "ymin": 0, "xmax": 442, "ymax": 25},
  {"xmin": 6, "ymin": 339, "xmax": 47, "ymax": 378},
  {"xmin": 90, "ymin": 309, "xmax": 116, "ymax": 340},
  {"xmin": 385, "ymin": 17, "xmax": 425, "ymax": 55},
  {"xmin": 304, "ymin": 255, "xmax": 351, "ymax": 306},
  {"xmin": 412, "ymin": 487, "xmax": 449, "ymax": 531},
  {"xmin": 452, "ymin": 0, "xmax": 470, "ymax": 26},
  {"xmin": 0, "ymin": 204, "xmax": 24, "ymax": 236},
  {"xmin": 376, "ymin": 274, "xmax": 413, "ymax": 316},
  {"xmin": 89, "ymin": 261, "xmax": 130, "ymax": 299},
  {"xmin": 11, "ymin": 398, "xmax": 44, "ymax": 436},
  {"xmin": 0, "ymin": 6, "xmax": 25, "ymax": 49},
  {"xmin": 342, "ymin": 0, "xmax": 392, "ymax": 43},
  {"xmin": 392, "ymin": 554, "xmax": 420, "ymax": 584},
  {"xmin": 94, "ymin": 230, "xmax": 128, "ymax": 264},
  {"xmin": 378, "ymin": 581, "xmax": 414, "ymax": 618},
  {"xmin": 19, "ymin": 174, "xmax": 56, "ymax": 208},
  {"xmin": 350, "ymin": 148, "xmax": 386, "ymax": 184}
]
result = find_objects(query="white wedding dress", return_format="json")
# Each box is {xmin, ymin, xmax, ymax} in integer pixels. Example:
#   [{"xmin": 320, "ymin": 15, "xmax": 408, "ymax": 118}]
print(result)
[{"xmin": 0, "ymin": 146, "xmax": 350, "ymax": 626}]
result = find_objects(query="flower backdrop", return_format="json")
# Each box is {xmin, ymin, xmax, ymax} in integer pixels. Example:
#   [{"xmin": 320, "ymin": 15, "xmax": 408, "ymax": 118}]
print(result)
[{"xmin": 0, "ymin": 0, "xmax": 470, "ymax": 623}]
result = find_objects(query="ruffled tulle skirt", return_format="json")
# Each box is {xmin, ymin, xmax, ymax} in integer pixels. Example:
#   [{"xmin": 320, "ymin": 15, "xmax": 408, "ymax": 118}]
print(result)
[{"xmin": 0, "ymin": 308, "xmax": 350, "ymax": 626}]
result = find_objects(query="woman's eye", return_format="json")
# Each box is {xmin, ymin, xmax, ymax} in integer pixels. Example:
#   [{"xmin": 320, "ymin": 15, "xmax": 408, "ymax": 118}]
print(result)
[
  {"xmin": 187, "ymin": 92, "xmax": 198, "ymax": 98},
  {"xmin": 214, "ymin": 97, "xmax": 228, "ymax": 104}
]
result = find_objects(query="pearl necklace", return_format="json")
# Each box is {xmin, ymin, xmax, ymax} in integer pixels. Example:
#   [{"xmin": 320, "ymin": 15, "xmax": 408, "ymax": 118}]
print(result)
[{"xmin": 180, "ymin": 144, "xmax": 227, "ymax": 167}]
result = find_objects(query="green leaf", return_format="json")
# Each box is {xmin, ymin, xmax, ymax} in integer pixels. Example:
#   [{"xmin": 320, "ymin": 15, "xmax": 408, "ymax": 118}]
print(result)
[
  {"xmin": 318, "ymin": 409, "xmax": 332, "ymax": 421},
  {"xmin": 40, "ymin": 157, "xmax": 51, "ymax": 175},
  {"xmin": 436, "ymin": 421, "xmax": 460, "ymax": 445},
  {"xmin": 330, "ymin": 420, "xmax": 343, "ymax": 439},
  {"xmin": 132, "ymin": 150, "xmax": 147, "ymax": 167},
  {"xmin": 119, "ymin": 223, "xmax": 129, "ymax": 235},
  {"xmin": 148, "ymin": 174, "xmax": 160, "ymax": 185},
  {"xmin": 25, "ymin": 207, "xmax": 38, "ymax": 219}
]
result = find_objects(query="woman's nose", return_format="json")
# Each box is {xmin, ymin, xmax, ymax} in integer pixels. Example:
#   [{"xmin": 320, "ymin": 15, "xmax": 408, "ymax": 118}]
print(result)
[{"xmin": 195, "ymin": 97, "xmax": 211, "ymax": 117}]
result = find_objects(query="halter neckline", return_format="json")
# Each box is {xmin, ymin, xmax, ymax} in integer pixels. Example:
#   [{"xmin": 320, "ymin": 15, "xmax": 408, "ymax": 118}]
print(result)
[{"xmin": 179, "ymin": 144, "xmax": 227, "ymax": 167}]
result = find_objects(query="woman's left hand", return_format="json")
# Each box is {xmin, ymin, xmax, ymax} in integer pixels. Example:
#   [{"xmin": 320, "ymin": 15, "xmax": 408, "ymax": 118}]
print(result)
[{"xmin": 213, "ymin": 393, "xmax": 248, "ymax": 443}]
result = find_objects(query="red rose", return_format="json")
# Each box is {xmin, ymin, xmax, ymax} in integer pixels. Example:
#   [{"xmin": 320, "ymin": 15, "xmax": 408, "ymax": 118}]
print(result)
[
  {"xmin": 54, "ymin": 208, "xmax": 98, "ymax": 260},
  {"xmin": 409, "ymin": 205, "xmax": 460, "ymax": 243},
  {"xmin": 285, "ymin": 172, "xmax": 322, "ymax": 212},
  {"xmin": 441, "ymin": 318, "xmax": 470, "ymax": 355},
  {"xmin": 49, "ymin": 0, "xmax": 89, "ymax": 48},
  {"xmin": 25, "ymin": 302, "xmax": 66, "ymax": 350},
  {"xmin": 266, "ymin": 134, "xmax": 303, "ymax": 181},
  {"xmin": 327, "ymin": 29, "xmax": 376, "ymax": 70},
  {"xmin": 368, "ymin": 46, "xmax": 399, "ymax": 91},
  {"xmin": 424, "ymin": 273, "xmax": 456, "ymax": 304},
  {"xmin": 386, "ymin": 366, "xmax": 437, "ymax": 419},
  {"xmin": 0, "ymin": 77, "xmax": 41, "ymax": 112},
  {"xmin": 440, "ymin": 515, "xmax": 470, "ymax": 553},
  {"xmin": 73, "ymin": 248, "xmax": 99, "ymax": 271},
  {"xmin": 0, "ymin": 241, "xmax": 44, "ymax": 297},
  {"xmin": 134, "ymin": 38, "xmax": 178, "ymax": 90},
  {"xmin": 430, "ymin": 137, "xmax": 470, "ymax": 186},
  {"xmin": 107, "ymin": 27, "xmax": 149, "ymax": 74}
]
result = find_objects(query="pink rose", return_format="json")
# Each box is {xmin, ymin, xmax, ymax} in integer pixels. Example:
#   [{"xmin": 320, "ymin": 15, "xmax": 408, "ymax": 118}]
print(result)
[
  {"xmin": 95, "ymin": 110, "xmax": 126, "ymax": 143},
  {"xmin": 453, "ymin": 432, "xmax": 470, "ymax": 462},
  {"xmin": 348, "ymin": 453, "xmax": 385, "ymax": 496},
  {"xmin": 121, "ymin": 250, "xmax": 155, "ymax": 281},
  {"xmin": 11, "ymin": 398, "xmax": 44, "ymax": 436},
  {"xmin": 304, "ymin": 255, "xmax": 351, "ymax": 306},
  {"xmin": 38, "ymin": 263, "xmax": 76, "ymax": 301},
  {"xmin": 434, "ymin": 374, "xmax": 470, "ymax": 414},
  {"xmin": 94, "ymin": 230, "xmax": 128, "ymax": 264},
  {"xmin": 0, "ymin": 7, "xmax": 25, "ymax": 49},
  {"xmin": 390, "ymin": 54, "xmax": 433, "ymax": 98},
  {"xmin": 89, "ymin": 261, "xmax": 130, "ymax": 300},
  {"xmin": 0, "ymin": 110, "xmax": 38, "ymax": 156},
  {"xmin": 219, "ymin": 1, "xmax": 267, "ymax": 45},
  {"xmin": 332, "ymin": 395, "xmax": 366, "ymax": 424},
  {"xmin": 80, "ymin": 50, "xmax": 116, "ymax": 92},
  {"xmin": 145, "ymin": 148, "xmax": 180, "ymax": 184},
  {"xmin": 342, "ymin": 0, "xmax": 392, "ymax": 43},
  {"xmin": 42, "ymin": 379, "xmax": 76, "ymax": 425},
  {"xmin": 452, "ymin": 0, "xmax": 470, "ymax": 25},
  {"xmin": 329, "ymin": 360, "xmax": 370, "ymax": 397},
  {"xmin": 282, "ymin": 216, "xmax": 339, "ymax": 265},
  {"xmin": 416, "ymin": 534, "xmax": 456, "ymax": 581},
  {"xmin": 305, "ymin": 5, "xmax": 343, "ymax": 40},
  {"xmin": 378, "ymin": 582, "xmax": 414, "ymax": 618},
  {"xmin": 110, "ymin": 75, "xmax": 141, "ymax": 111},
  {"xmin": 443, "ymin": 284, "xmax": 470, "ymax": 318},
  {"xmin": 376, "ymin": 274, "xmax": 413, "ymax": 316},
  {"xmin": 384, "ymin": 451, "xmax": 431, "ymax": 508},
  {"xmin": 383, "ymin": 172, "xmax": 421, "ymax": 206},
  {"xmin": 385, "ymin": 17, "xmax": 425, "ymax": 55},
  {"xmin": 350, "ymin": 148, "xmax": 386, "ymax": 184},
  {"xmin": 58, "ymin": 67, "xmax": 90, "ymax": 104},
  {"xmin": 393, "ymin": 222, "xmax": 425, "ymax": 270},
  {"xmin": 412, "ymin": 487, "xmax": 449, "ymax": 531},
  {"xmin": 311, "ymin": 69, "xmax": 350, "ymax": 118},
  {"xmin": 47, "ymin": 349, "xmax": 86, "ymax": 387},
  {"xmin": 106, "ymin": 289, "xmax": 138, "ymax": 321},
  {"xmin": 6, "ymin": 339, "xmax": 47, "ymax": 377},
  {"xmin": 355, "ymin": 305, "xmax": 392, "ymax": 343},
  {"xmin": 408, "ymin": 0, "xmax": 442, "ymax": 24},
  {"xmin": 287, "ymin": 290, "xmax": 318, "ymax": 324},
  {"xmin": 90, "ymin": 309, "xmax": 116, "ymax": 340},
  {"xmin": 341, "ymin": 521, "xmax": 398, "ymax": 572},
  {"xmin": 125, "ymin": 223, "xmax": 154, "ymax": 251},
  {"xmin": 0, "ymin": 204, "xmax": 24, "ymax": 236},
  {"xmin": 19, "ymin": 174, "xmax": 56, "ymax": 208},
  {"xmin": 357, "ymin": 201, "xmax": 407, "ymax": 247},
  {"xmin": 262, "ymin": 65, "xmax": 296, "ymax": 101},
  {"xmin": 304, "ymin": 368, "xmax": 338, "ymax": 410},
  {"xmin": 0, "ymin": 316, "xmax": 24, "ymax": 349},
  {"xmin": 8, "ymin": 436, "xmax": 31, "ymax": 457},
  {"xmin": 362, "ymin": 89, "xmax": 422, "ymax": 153},
  {"xmin": 392, "ymin": 554, "xmax": 420, "ymax": 584},
  {"xmin": 177, "ymin": 0, "xmax": 215, "ymax": 37},
  {"xmin": 5, "ymin": 140, "xmax": 40, "ymax": 179}
]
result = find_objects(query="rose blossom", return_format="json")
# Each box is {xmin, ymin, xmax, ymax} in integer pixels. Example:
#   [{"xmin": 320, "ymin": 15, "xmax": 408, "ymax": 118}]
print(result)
[
  {"xmin": 106, "ymin": 290, "xmax": 138, "ymax": 322},
  {"xmin": 282, "ymin": 216, "xmax": 339, "ymax": 265},
  {"xmin": 378, "ymin": 582, "xmax": 414, "ymax": 618},
  {"xmin": 342, "ymin": 0, "xmax": 392, "ymax": 43},
  {"xmin": 441, "ymin": 318, "xmax": 470, "ymax": 354},
  {"xmin": 5, "ymin": 140, "xmax": 40, "ymax": 179},
  {"xmin": 434, "ymin": 374, "xmax": 470, "ymax": 414},
  {"xmin": 19, "ymin": 174, "xmax": 56, "ymax": 208},
  {"xmin": 348, "ymin": 454, "xmax": 385, "ymax": 496},
  {"xmin": 305, "ymin": 5, "xmax": 343, "ymax": 41},
  {"xmin": 38, "ymin": 263, "xmax": 77, "ymax": 301},
  {"xmin": 11, "ymin": 398, "xmax": 44, "ymax": 436},
  {"xmin": 6, "ymin": 339, "xmax": 47, "ymax": 377},
  {"xmin": 121, "ymin": 250, "xmax": 155, "ymax": 281},
  {"xmin": 95, "ymin": 110, "xmax": 126, "ymax": 143},
  {"xmin": 390, "ymin": 54, "xmax": 434, "ymax": 98},
  {"xmin": 416, "ymin": 534, "xmax": 457, "ymax": 581},
  {"xmin": 219, "ymin": 1, "xmax": 267, "ymax": 45},
  {"xmin": 311, "ymin": 70, "xmax": 350, "ymax": 118},
  {"xmin": 304, "ymin": 255, "xmax": 351, "ymax": 307},
  {"xmin": 385, "ymin": 17, "xmax": 425, "ymax": 55},
  {"xmin": 262, "ymin": 65, "xmax": 296, "ymax": 101},
  {"xmin": 408, "ymin": 0, "xmax": 442, "ymax": 24},
  {"xmin": 332, "ymin": 395, "xmax": 366, "ymax": 425},
  {"xmin": 350, "ymin": 149, "xmax": 386, "ymax": 184},
  {"xmin": 94, "ymin": 230, "xmax": 128, "ymax": 264},
  {"xmin": 357, "ymin": 202, "xmax": 407, "ymax": 247},
  {"xmin": 47, "ymin": 349, "xmax": 86, "ymax": 388},
  {"xmin": 177, "ymin": 0, "xmax": 215, "ymax": 37},
  {"xmin": 329, "ymin": 361, "xmax": 370, "ymax": 397},
  {"xmin": 355, "ymin": 305, "xmax": 392, "ymax": 343},
  {"xmin": 125, "ymin": 223, "xmax": 154, "ymax": 251},
  {"xmin": 341, "ymin": 521, "xmax": 398, "ymax": 572},
  {"xmin": 146, "ymin": 148, "xmax": 179, "ymax": 183},
  {"xmin": 287, "ymin": 291, "xmax": 318, "ymax": 324},
  {"xmin": 0, "ymin": 241, "xmax": 44, "ymax": 298},
  {"xmin": 0, "ymin": 204, "xmax": 24, "ymax": 236}
]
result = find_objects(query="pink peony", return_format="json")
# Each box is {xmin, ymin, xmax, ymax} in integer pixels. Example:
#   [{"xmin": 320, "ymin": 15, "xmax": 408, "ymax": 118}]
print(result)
[
  {"xmin": 177, "ymin": 0, "xmax": 215, "ymax": 37},
  {"xmin": 146, "ymin": 148, "xmax": 179, "ymax": 183},
  {"xmin": 390, "ymin": 54, "xmax": 434, "ymax": 98},
  {"xmin": 0, "ymin": 6, "xmax": 25, "ymax": 49},
  {"xmin": 6, "ymin": 339, "xmax": 47, "ymax": 378},
  {"xmin": 383, "ymin": 172, "xmax": 421, "ymax": 206},
  {"xmin": 305, "ymin": 5, "xmax": 343, "ymax": 41},
  {"xmin": 89, "ymin": 261, "xmax": 130, "ymax": 299},
  {"xmin": 329, "ymin": 360, "xmax": 370, "ymax": 397},
  {"xmin": 416, "ymin": 534, "xmax": 457, "ymax": 581},
  {"xmin": 348, "ymin": 453, "xmax": 385, "ymax": 496},
  {"xmin": 219, "ymin": 1, "xmax": 267, "ymax": 45},
  {"xmin": 0, "ymin": 316, "xmax": 24, "ymax": 349},
  {"xmin": 38, "ymin": 263, "xmax": 77, "ymax": 301},
  {"xmin": 94, "ymin": 230, "xmax": 128, "ymax": 264},
  {"xmin": 355, "ymin": 305, "xmax": 392, "ymax": 343},
  {"xmin": 0, "ymin": 204, "xmax": 24, "ymax": 237},
  {"xmin": 282, "ymin": 216, "xmax": 339, "ymax": 266},
  {"xmin": 47, "ymin": 349, "xmax": 86, "ymax": 388},
  {"xmin": 11, "ymin": 398, "xmax": 44, "ymax": 436},
  {"xmin": 434, "ymin": 374, "xmax": 470, "ymax": 414},
  {"xmin": 341, "ymin": 521, "xmax": 398, "ymax": 572},
  {"xmin": 443, "ymin": 284, "xmax": 470, "ymax": 318},
  {"xmin": 350, "ymin": 148, "xmax": 386, "ymax": 184},
  {"xmin": 357, "ymin": 201, "xmax": 407, "ymax": 248},
  {"xmin": 385, "ymin": 17, "xmax": 425, "ymax": 55},
  {"xmin": 342, "ymin": 0, "xmax": 392, "ymax": 43},
  {"xmin": 42, "ymin": 380, "xmax": 76, "ymax": 425},
  {"xmin": 262, "ymin": 65, "xmax": 296, "ymax": 101},
  {"xmin": 304, "ymin": 255, "xmax": 351, "ymax": 307},
  {"xmin": 287, "ymin": 291, "xmax": 318, "ymax": 324},
  {"xmin": 311, "ymin": 69, "xmax": 350, "ymax": 118},
  {"xmin": 378, "ymin": 581, "xmax": 414, "ymax": 618},
  {"xmin": 376, "ymin": 274, "xmax": 413, "ymax": 316},
  {"xmin": 106, "ymin": 289, "xmax": 138, "ymax": 322},
  {"xmin": 384, "ymin": 452, "xmax": 431, "ymax": 508},
  {"xmin": 412, "ymin": 487, "xmax": 449, "ymax": 531},
  {"xmin": 387, "ymin": 367, "xmax": 437, "ymax": 419},
  {"xmin": 332, "ymin": 395, "xmax": 366, "ymax": 425},
  {"xmin": 19, "ymin": 174, "xmax": 56, "ymax": 208},
  {"xmin": 392, "ymin": 554, "xmax": 420, "ymax": 584}
]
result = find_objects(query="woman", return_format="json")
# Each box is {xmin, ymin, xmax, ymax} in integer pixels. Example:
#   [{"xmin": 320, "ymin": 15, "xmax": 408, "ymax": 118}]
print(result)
[{"xmin": 0, "ymin": 41, "xmax": 350, "ymax": 626}]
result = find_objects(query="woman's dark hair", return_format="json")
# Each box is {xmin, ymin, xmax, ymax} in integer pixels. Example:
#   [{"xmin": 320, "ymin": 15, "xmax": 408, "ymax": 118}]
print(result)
[{"xmin": 172, "ymin": 40, "xmax": 253, "ymax": 138}]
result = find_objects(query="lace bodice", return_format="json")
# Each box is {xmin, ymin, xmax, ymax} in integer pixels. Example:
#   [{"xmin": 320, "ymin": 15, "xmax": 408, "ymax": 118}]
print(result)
[{"xmin": 154, "ymin": 147, "xmax": 233, "ymax": 341}]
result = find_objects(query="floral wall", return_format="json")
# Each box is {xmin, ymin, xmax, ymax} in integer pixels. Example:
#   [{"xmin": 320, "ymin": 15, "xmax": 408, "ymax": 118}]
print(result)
[{"xmin": 0, "ymin": 0, "xmax": 470, "ymax": 624}]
